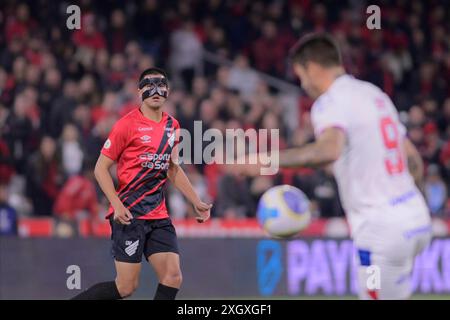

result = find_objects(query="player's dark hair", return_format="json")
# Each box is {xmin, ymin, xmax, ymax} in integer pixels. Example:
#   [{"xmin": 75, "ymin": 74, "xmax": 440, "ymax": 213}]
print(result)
[
  {"xmin": 289, "ymin": 33, "xmax": 342, "ymax": 67},
  {"xmin": 139, "ymin": 67, "xmax": 169, "ymax": 83}
]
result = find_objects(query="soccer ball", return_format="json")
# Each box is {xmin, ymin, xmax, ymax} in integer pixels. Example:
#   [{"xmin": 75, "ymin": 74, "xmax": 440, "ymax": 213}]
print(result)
[{"xmin": 257, "ymin": 185, "xmax": 311, "ymax": 238}]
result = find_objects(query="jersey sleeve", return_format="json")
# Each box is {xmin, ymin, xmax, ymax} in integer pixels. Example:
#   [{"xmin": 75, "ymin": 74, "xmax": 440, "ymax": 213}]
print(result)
[
  {"xmin": 386, "ymin": 94, "xmax": 407, "ymax": 138},
  {"xmin": 398, "ymin": 121, "xmax": 407, "ymax": 137},
  {"xmin": 311, "ymin": 95, "xmax": 349, "ymax": 138},
  {"xmin": 393, "ymin": 108, "xmax": 407, "ymax": 138},
  {"xmin": 101, "ymin": 121, "xmax": 128, "ymax": 161}
]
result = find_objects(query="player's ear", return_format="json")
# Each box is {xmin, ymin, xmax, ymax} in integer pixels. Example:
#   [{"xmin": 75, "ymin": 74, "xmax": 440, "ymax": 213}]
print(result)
[{"xmin": 293, "ymin": 62, "xmax": 308, "ymax": 80}]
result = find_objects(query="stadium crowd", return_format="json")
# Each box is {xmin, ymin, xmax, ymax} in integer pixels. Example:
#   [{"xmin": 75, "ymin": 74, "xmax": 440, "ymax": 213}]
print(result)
[{"xmin": 0, "ymin": 0, "xmax": 449, "ymax": 233}]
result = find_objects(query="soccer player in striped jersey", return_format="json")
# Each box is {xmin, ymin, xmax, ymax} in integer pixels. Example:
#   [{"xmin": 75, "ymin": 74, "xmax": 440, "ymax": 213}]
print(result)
[{"xmin": 72, "ymin": 67, "xmax": 212, "ymax": 300}]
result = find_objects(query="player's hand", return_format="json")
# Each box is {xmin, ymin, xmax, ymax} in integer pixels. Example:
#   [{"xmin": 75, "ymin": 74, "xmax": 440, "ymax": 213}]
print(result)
[
  {"xmin": 194, "ymin": 201, "xmax": 212, "ymax": 223},
  {"xmin": 113, "ymin": 203, "xmax": 133, "ymax": 225}
]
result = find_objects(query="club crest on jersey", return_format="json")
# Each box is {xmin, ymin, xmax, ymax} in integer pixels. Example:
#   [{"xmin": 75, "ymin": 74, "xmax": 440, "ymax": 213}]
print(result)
[
  {"xmin": 165, "ymin": 127, "xmax": 173, "ymax": 135},
  {"xmin": 125, "ymin": 240, "xmax": 139, "ymax": 256},
  {"xmin": 140, "ymin": 135, "xmax": 151, "ymax": 143},
  {"xmin": 165, "ymin": 127, "xmax": 174, "ymax": 138}
]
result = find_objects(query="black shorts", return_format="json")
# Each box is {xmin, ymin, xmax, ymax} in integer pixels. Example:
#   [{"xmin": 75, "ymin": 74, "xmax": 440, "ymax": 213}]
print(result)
[{"xmin": 109, "ymin": 217, "xmax": 179, "ymax": 263}]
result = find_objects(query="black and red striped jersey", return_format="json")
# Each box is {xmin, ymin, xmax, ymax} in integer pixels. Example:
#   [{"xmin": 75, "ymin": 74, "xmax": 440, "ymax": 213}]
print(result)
[{"xmin": 101, "ymin": 108, "xmax": 179, "ymax": 220}]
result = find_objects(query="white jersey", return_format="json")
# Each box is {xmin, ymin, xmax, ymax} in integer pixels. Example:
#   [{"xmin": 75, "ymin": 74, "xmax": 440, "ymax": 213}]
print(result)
[{"xmin": 311, "ymin": 74, "xmax": 429, "ymax": 235}]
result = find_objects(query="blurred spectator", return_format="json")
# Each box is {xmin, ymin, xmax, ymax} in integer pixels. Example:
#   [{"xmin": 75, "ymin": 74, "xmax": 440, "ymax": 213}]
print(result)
[
  {"xmin": 78, "ymin": 74, "xmax": 99, "ymax": 104},
  {"xmin": 440, "ymin": 142, "xmax": 450, "ymax": 189},
  {"xmin": 367, "ymin": 54, "xmax": 395, "ymax": 98},
  {"xmin": 408, "ymin": 105, "xmax": 426, "ymax": 127},
  {"xmin": 72, "ymin": 103, "xmax": 93, "ymax": 140},
  {"xmin": 424, "ymin": 164, "xmax": 447, "ymax": 216},
  {"xmin": 192, "ymin": 76, "xmax": 209, "ymax": 102},
  {"xmin": 410, "ymin": 61, "xmax": 446, "ymax": 103},
  {"xmin": 2, "ymin": 93, "xmax": 34, "ymax": 174},
  {"xmin": 72, "ymin": 13, "xmax": 106, "ymax": 52},
  {"xmin": 53, "ymin": 162, "xmax": 98, "ymax": 221},
  {"xmin": 422, "ymin": 122, "xmax": 442, "ymax": 164},
  {"xmin": 203, "ymin": 26, "xmax": 229, "ymax": 75},
  {"xmin": 250, "ymin": 175, "xmax": 275, "ymax": 210},
  {"xmin": 227, "ymin": 54, "xmax": 259, "ymax": 99},
  {"xmin": 107, "ymin": 54, "xmax": 127, "ymax": 91},
  {"xmin": 312, "ymin": 171, "xmax": 344, "ymax": 218},
  {"xmin": 437, "ymin": 98, "xmax": 450, "ymax": 134},
  {"xmin": 169, "ymin": 19, "xmax": 203, "ymax": 90},
  {"xmin": 85, "ymin": 116, "xmax": 116, "ymax": 164},
  {"xmin": 0, "ymin": 183, "xmax": 18, "ymax": 236},
  {"xmin": 177, "ymin": 95, "xmax": 197, "ymax": 134},
  {"xmin": 251, "ymin": 20, "xmax": 286, "ymax": 77},
  {"xmin": 60, "ymin": 123, "xmax": 84, "ymax": 177},
  {"xmin": 0, "ymin": 136, "xmax": 14, "ymax": 184},
  {"xmin": 215, "ymin": 165, "xmax": 255, "ymax": 218},
  {"xmin": 179, "ymin": 165, "xmax": 210, "ymax": 219},
  {"xmin": 40, "ymin": 68, "xmax": 62, "ymax": 131},
  {"xmin": 5, "ymin": 3, "xmax": 36, "ymax": 44},
  {"xmin": 134, "ymin": 0, "xmax": 163, "ymax": 57},
  {"xmin": 91, "ymin": 91, "xmax": 118, "ymax": 125},
  {"xmin": 107, "ymin": 9, "xmax": 132, "ymax": 54},
  {"xmin": 25, "ymin": 136, "xmax": 61, "ymax": 216},
  {"xmin": 0, "ymin": 67, "xmax": 14, "ymax": 106},
  {"xmin": 48, "ymin": 80, "xmax": 79, "ymax": 138}
]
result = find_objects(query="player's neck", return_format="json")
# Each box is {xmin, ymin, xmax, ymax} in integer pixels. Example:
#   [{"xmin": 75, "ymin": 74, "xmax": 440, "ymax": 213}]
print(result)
[
  {"xmin": 140, "ymin": 104, "xmax": 163, "ymax": 123},
  {"xmin": 318, "ymin": 67, "xmax": 346, "ymax": 95}
]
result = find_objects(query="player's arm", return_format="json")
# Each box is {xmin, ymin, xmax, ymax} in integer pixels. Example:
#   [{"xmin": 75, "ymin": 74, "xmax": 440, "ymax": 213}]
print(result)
[
  {"xmin": 94, "ymin": 154, "xmax": 133, "ymax": 225},
  {"xmin": 239, "ymin": 127, "xmax": 345, "ymax": 176},
  {"xmin": 168, "ymin": 154, "xmax": 212, "ymax": 223},
  {"xmin": 278, "ymin": 127, "xmax": 346, "ymax": 168},
  {"xmin": 403, "ymin": 138, "xmax": 424, "ymax": 189}
]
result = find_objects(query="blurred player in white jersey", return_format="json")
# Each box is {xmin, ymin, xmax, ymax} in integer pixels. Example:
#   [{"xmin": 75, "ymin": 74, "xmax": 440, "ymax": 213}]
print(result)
[{"xmin": 242, "ymin": 33, "xmax": 431, "ymax": 299}]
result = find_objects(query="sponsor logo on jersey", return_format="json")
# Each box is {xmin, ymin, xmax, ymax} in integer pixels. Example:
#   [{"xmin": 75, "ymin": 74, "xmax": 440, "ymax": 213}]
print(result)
[
  {"xmin": 139, "ymin": 153, "xmax": 171, "ymax": 161},
  {"xmin": 139, "ymin": 153, "xmax": 171, "ymax": 170},
  {"xmin": 138, "ymin": 127, "xmax": 153, "ymax": 132},
  {"xmin": 140, "ymin": 135, "xmax": 151, "ymax": 143}
]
